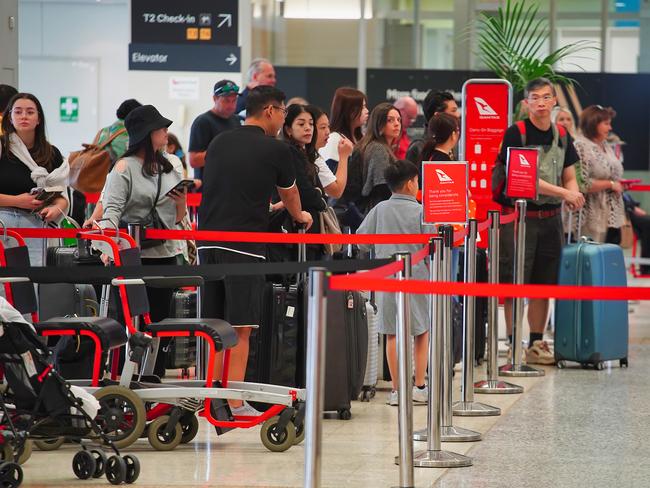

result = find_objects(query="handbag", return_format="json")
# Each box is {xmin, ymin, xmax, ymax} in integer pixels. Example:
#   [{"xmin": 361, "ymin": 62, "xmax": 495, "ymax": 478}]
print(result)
[
  {"xmin": 68, "ymin": 128, "xmax": 127, "ymax": 193},
  {"xmin": 319, "ymin": 206, "xmax": 343, "ymax": 255},
  {"xmin": 119, "ymin": 170, "xmax": 166, "ymax": 249}
]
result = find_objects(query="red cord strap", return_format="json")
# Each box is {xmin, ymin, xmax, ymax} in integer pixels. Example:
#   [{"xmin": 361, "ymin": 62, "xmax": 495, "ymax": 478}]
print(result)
[{"xmin": 329, "ymin": 276, "xmax": 650, "ymax": 301}]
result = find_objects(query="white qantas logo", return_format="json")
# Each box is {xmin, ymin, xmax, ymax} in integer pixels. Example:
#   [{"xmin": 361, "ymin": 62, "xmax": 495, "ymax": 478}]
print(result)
[
  {"xmin": 518, "ymin": 154, "xmax": 531, "ymax": 168},
  {"xmin": 474, "ymin": 97, "xmax": 498, "ymax": 116},
  {"xmin": 435, "ymin": 169, "xmax": 453, "ymax": 183}
]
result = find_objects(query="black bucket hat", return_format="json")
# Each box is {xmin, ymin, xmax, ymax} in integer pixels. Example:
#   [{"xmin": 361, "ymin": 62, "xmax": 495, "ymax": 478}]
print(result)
[{"xmin": 124, "ymin": 105, "xmax": 172, "ymax": 149}]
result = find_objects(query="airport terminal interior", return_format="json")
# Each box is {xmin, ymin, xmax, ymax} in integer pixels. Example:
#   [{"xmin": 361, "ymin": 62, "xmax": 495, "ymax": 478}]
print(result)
[{"xmin": 1, "ymin": 0, "xmax": 650, "ymax": 487}]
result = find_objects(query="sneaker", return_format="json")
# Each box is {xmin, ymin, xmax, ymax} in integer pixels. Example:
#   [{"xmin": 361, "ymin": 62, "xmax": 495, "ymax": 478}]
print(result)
[
  {"xmin": 412, "ymin": 385, "xmax": 429, "ymax": 404},
  {"xmin": 387, "ymin": 390, "xmax": 398, "ymax": 406},
  {"xmin": 231, "ymin": 402, "xmax": 262, "ymax": 417},
  {"xmin": 526, "ymin": 340, "xmax": 555, "ymax": 365}
]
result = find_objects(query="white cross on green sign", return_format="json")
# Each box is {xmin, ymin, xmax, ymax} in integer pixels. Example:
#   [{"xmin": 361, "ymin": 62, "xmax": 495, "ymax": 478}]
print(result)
[{"xmin": 60, "ymin": 97, "xmax": 79, "ymax": 122}]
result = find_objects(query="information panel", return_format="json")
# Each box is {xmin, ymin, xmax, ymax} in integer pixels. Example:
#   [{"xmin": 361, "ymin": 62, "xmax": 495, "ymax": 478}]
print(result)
[
  {"xmin": 131, "ymin": 0, "xmax": 238, "ymax": 46},
  {"xmin": 506, "ymin": 147, "xmax": 540, "ymax": 200},
  {"xmin": 422, "ymin": 162, "xmax": 469, "ymax": 225}
]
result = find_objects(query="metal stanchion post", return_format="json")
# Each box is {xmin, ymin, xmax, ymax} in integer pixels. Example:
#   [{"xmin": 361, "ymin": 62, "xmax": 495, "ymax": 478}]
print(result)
[
  {"xmin": 304, "ymin": 268, "xmax": 328, "ymax": 488},
  {"xmin": 452, "ymin": 220, "xmax": 500, "ymax": 416},
  {"xmin": 475, "ymin": 211, "xmax": 523, "ymax": 394},
  {"xmin": 413, "ymin": 238, "xmax": 472, "ymax": 468},
  {"xmin": 392, "ymin": 253, "xmax": 414, "ymax": 487},
  {"xmin": 499, "ymin": 200, "xmax": 544, "ymax": 377},
  {"xmin": 437, "ymin": 226, "xmax": 481, "ymax": 443},
  {"xmin": 195, "ymin": 282, "xmax": 208, "ymax": 381}
]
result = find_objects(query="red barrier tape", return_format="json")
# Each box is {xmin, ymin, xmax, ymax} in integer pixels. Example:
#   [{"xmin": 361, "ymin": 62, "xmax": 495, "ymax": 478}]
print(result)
[
  {"xmin": 85, "ymin": 193, "xmax": 100, "ymax": 204},
  {"xmin": 187, "ymin": 193, "xmax": 201, "ymax": 208},
  {"xmin": 328, "ymin": 276, "xmax": 650, "ymax": 301},
  {"xmin": 628, "ymin": 185, "xmax": 650, "ymax": 192}
]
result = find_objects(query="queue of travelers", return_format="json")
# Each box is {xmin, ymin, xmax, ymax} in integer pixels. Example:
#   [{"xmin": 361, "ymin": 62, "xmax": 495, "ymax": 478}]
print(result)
[{"xmin": 0, "ymin": 67, "xmax": 638, "ymax": 408}]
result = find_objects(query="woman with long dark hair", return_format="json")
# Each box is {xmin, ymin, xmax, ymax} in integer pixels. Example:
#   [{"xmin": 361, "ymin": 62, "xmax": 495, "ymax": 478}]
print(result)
[
  {"xmin": 271, "ymin": 104, "xmax": 326, "ymax": 258},
  {"xmin": 421, "ymin": 112, "xmax": 460, "ymax": 162},
  {"xmin": 356, "ymin": 102, "xmax": 402, "ymax": 212},
  {"xmin": 101, "ymin": 104, "xmax": 187, "ymax": 377},
  {"xmin": 0, "ymin": 93, "xmax": 69, "ymax": 265},
  {"xmin": 305, "ymin": 105, "xmax": 353, "ymax": 198},
  {"xmin": 318, "ymin": 87, "xmax": 368, "ymax": 170}
]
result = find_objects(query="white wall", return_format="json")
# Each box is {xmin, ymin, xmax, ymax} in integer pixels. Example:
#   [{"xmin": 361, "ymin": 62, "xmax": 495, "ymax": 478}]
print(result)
[{"xmin": 18, "ymin": 0, "xmax": 250, "ymax": 156}]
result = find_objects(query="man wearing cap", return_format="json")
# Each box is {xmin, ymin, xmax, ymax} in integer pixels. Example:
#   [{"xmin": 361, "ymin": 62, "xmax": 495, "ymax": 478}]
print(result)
[{"xmin": 188, "ymin": 79, "xmax": 241, "ymax": 182}]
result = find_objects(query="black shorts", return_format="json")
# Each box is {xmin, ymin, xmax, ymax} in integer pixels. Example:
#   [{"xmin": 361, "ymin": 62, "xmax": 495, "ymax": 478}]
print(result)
[
  {"xmin": 199, "ymin": 248, "xmax": 265, "ymax": 326},
  {"xmin": 499, "ymin": 214, "xmax": 563, "ymax": 285}
]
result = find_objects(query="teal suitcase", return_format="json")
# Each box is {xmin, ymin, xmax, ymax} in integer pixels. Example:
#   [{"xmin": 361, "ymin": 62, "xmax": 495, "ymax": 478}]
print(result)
[{"xmin": 554, "ymin": 240, "xmax": 629, "ymax": 369}]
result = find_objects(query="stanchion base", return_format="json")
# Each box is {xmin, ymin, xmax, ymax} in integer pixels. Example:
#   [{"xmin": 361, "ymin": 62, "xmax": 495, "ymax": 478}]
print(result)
[
  {"xmin": 410, "ymin": 449, "xmax": 473, "ymax": 468},
  {"xmin": 440, "ymin": 425, "xmax": 481, "ymax": 442},
  {"xmin": 413, "ymin": 427, "xmax": 427, "ymax": 442},
  {"xmin": 474, "ymin": 379, "xmax": 524, "ymax": 394},
  {"xmin": 499, "ymin": 363, "xmax": 545, "ymax": 377},
  {"xmin": 452, "ymin": 400, "xmax": 501, "ymax": 417}
]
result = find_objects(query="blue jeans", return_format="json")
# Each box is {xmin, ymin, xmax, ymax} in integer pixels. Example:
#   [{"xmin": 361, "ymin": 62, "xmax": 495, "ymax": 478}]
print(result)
[{"xmin": 0, "ymin": 208, "xmax": 45, "ymax": 266}]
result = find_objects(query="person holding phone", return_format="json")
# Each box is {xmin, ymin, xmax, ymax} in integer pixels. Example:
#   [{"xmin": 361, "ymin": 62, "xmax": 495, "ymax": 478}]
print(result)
[
  {"xmin": 101, "ymin": 104, "xmax": 187, "ymax": 378},
  {"xmin": 0, "ymin": 93, "xmax": 69, "ymax": 266}
]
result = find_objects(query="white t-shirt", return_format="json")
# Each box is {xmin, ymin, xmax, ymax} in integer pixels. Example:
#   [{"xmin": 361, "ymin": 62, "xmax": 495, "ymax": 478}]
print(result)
[
  {"xmin": 315, "ymin": 155, "xmax": 337, "ymax": 190},
  {"xmin": 318, "ymin": 131, "xmax": 342, "ymax": 163}
]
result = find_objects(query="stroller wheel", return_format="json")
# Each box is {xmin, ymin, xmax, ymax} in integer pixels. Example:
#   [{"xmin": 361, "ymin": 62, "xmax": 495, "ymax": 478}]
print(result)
[
  {"xmin": 93, "ymin": 386, "xmax": 146, "ymax": 449},
  {"xmin": 34, "ymin": 437, "xmax": 65, "ymax": 451},
  {"xmin": 294, "ymin": 422, "xmax": 305, "ymax": 446},
  {"xmin": 147, "ymin": 416, "xmax": 182, "ymax": 451},
  {"xmin": 180, "ymin": 414, "xmax": 199, "ymax": 444},
  {"xmin": 72, "ymin": 451, "xmax": 97, "ymax": 480},
  {"xmin": 123, "ymin": 455, "xmax": 140, "ymax": 484},
  {"xmin": 90, "ymin": 450, "xmax": 107, "ymax": 478},
  {"xmin": 105, "ymin": 455, "xmax": 127, "ymax": 485},
  {"xmin": 260, "ymin": 416, "xmax": 296, "ymax": 453},
  {"xmin": 0, "ymin": 461, "xmax": 23, "ymax": 488}
]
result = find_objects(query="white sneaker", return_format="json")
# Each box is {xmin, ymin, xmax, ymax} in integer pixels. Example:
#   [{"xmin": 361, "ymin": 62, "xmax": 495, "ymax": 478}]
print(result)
[
  {"xmin": 387, "ymin": 390, "xmax": 398, "ymax": 406},
  {"xmin": 231, "ymin": 402, "xmax": 262, "ymax": 417},
  {"xmin": 412, "ymin": 385, "xmax": 429, "ymax": 404}
]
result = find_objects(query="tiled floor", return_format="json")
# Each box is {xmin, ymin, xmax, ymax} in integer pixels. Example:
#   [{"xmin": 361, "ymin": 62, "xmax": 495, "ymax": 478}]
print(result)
[{"xmin": 17, "ymin": 282, "xmax": 650, "ymax": 487}]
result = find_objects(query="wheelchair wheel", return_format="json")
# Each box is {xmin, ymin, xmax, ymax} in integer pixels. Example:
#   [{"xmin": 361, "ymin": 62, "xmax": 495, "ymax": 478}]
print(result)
[
  {"xmin": 180, "ymin": 414, "xmax": 200, "ymax": 444},
  {"xmin": 34, "ymin": 437, "xmax": 65, "ymax": 451},
  {"xmin": 147, "ymin": 416, "xmax": 183, "ymax": 451},
  {"xmin": 93, "ymin": 386, "xmax": 146, "ymax": 449},
  {"xmin": 260, "ymin": 416, "xmax": 296, "ymax": 453}
]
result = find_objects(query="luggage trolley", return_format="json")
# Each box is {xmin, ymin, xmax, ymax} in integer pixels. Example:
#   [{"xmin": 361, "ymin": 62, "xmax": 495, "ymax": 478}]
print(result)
[{"xmin": 77, "ymin": 231, "xmax": 306, "ymax": 452}]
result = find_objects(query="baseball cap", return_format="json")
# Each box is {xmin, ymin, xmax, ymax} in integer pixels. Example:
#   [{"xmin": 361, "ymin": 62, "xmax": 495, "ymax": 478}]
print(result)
[{"xmin": 214, "ymin": 80, "xmax": 240, "ymax": 97}]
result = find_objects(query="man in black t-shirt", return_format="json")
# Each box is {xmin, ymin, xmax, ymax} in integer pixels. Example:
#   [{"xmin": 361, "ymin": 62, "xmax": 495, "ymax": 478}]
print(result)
[
  {"xmin": 198, "ymin": 86, "xmax": 312, "ymax": 417},
  {"xmin": 188, "ymin": 79, "xmax": 241, "ymax": 181},
  {"xmin": 495, "ymin": 77, "xmax": 585, "ymax": 366}
]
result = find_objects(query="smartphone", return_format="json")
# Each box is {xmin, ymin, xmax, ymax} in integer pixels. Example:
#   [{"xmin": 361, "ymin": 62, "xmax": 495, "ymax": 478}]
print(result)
[
  {"xmin": 167, "ymin": 179, "xmax": 195, "ymax": 195},
  {"xmin": 30, "ymin": 187, "xmax": 64, "ymax": 212}
]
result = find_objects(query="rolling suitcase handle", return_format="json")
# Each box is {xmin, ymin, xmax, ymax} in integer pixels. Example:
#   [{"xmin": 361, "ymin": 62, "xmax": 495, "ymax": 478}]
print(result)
[{"xmin": 564, "ymin": 205, "xmax": 584, "ymax": 245}]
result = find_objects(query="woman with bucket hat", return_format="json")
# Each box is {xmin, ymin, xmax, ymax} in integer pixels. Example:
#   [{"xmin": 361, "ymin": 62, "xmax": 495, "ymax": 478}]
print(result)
[{"xmin": 101, "ymin": 104, "xmax": 187, "ymax": 378}]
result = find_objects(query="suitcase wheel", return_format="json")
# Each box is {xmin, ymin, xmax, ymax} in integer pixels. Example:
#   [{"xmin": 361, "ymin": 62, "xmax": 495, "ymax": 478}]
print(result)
[
  {"xmin": 338, "ymin": 409, "xmax": 352, "ymax": 421},
  {"xmin": 594, "ymin": 361, "xmax": 605, "ymax": 371},
  {"xmin": 620, "ymin": 358, "xmax": 629, "ymax": 368},
  {"xmin": 556, "ymin": 360, "xmax": 566, "ymax": 370}
]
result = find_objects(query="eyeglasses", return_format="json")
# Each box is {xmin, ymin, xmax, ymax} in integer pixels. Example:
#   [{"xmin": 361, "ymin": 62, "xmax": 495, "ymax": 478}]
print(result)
[
  {"xmin": 11, "ymin": 108, "xmax": 38, "ymax": 117},
  {"xmin": 214, "ymin": 82, "xmax": 240, "ymax": 96},
  {"xmin": 269, "ymin": 105, "xmax": 288, "ymax": 117},
  {"xmin": 528, "ymin": 95, "xmax": 555, "ymax": 103}
]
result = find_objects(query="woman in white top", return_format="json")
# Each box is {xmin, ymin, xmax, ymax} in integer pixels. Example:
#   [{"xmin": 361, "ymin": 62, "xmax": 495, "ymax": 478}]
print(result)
[
  {"xmin": 573, "ymin": 105, "xmax": 625, "ymax": 243},
  {"xmin": 551, "ymin": 106, "xmax": 577, "ymax": 139},
  {"xmin": 318, "ymin": 87, "xmax": 368, "ymax": 172},
  {"xmin": 306, "ymin": 105, "xmax": 353, "ymax": 198}
]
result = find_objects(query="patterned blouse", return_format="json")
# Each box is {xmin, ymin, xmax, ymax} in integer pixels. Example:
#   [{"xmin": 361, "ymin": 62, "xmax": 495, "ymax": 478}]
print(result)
[{"xmin": 573, "ymin": 136, "xmax": 625, "ymax": 235}]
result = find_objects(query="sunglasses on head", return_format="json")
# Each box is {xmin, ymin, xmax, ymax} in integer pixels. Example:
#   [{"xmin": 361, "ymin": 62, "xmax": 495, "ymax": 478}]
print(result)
[{"xmin": 214, "ymin": 82, "xmax": 240, "ymax": 96}]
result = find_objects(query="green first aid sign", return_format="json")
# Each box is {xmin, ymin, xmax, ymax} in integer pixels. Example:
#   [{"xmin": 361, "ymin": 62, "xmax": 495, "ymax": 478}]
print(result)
[{"xmin": 60, "ymin": 96, "xmax": 79, "ymax": 122}]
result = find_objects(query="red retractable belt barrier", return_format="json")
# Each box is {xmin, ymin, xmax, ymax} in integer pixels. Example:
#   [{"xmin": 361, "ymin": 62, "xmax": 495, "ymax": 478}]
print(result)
[
  {"xmin": 628, "ymin": 185, "xmax": 650, "ymax": 192},
  {"xmin": 328, "ymin": 276, "xmax": 650, "ymax": 301}
]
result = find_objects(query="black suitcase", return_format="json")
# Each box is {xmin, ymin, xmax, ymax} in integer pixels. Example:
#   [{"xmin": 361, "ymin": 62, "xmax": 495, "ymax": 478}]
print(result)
[
  {"xmin": 246, "ymin": 282, "xmax": 300, "ymax": 388},
  {"xmin": 323, "ymin": 289, "xmax": 368, "ymax": 420},
  {"xmin": 165, "ymin": 290, "xmax": 198, "ymax": 370},
  {"xmin": 455, "ymin": 247, "xmax": 488, "ymax": 364}
]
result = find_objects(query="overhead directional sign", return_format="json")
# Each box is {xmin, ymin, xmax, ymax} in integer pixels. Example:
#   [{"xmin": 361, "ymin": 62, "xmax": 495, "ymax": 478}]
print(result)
[
  {"xmin": 129, "ymin": 44, "xmax": 240, "ymax": 72},
  {"xmin": 131, "ymin": 0, "xmax": 238, "ymax": 46}
]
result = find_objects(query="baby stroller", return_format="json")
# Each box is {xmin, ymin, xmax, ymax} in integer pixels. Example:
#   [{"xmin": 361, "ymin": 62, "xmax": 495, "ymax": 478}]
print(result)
[{"xmin": 0, "ymin": 319, "xmax": 140, "ymax": 486}]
